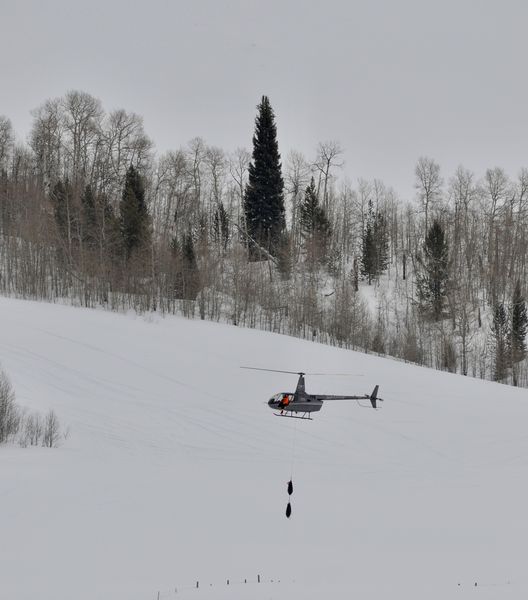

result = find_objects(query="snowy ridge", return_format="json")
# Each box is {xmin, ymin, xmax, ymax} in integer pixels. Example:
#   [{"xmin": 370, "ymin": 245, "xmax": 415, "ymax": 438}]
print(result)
[{"xmin": 0, "ymin": 296, "xmax": 527, "ymax": 600}]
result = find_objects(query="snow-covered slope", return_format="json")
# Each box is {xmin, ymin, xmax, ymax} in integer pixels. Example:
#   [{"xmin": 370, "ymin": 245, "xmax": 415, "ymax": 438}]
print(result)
[{"xmin": 1, "ymin": 297, "xmax": 527, "ymax": 600}]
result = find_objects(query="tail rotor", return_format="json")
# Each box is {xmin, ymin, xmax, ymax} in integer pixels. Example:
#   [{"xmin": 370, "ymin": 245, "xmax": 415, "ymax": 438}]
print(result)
[{"xmin": 369, "ymin": 385, "xmax": 384, "ymax": 409}]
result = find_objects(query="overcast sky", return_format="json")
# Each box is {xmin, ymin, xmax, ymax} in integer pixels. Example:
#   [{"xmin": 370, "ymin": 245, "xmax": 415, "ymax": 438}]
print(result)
[{"xmin": 1, "ymin": 0, "xmax": 527, "ymax": 199}]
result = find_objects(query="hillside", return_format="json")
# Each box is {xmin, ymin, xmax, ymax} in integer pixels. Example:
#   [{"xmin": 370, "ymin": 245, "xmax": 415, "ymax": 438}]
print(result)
[{"xmin": 0, "ymin": 296, "xmax": 527, "ymax": 600}]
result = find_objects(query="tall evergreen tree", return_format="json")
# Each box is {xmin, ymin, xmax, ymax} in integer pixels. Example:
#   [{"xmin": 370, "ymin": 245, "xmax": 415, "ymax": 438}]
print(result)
[
  {"xmin": 417, "ymin": 219, "xmax": 449, "ymax": 319},
  {"xmin": 119, "ymin": 165, "xmax": 150, "ymax": 259},
  {"xmin": 510, "ymin": 279, "xmax": 527, "ymax": 364},
  {"xmin": 244, "ymin": 96, "xmax": 285, "ymax": 258}
]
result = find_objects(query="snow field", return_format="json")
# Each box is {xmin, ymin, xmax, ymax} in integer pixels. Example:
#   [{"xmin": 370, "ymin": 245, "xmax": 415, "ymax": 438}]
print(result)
[{"xmin": 0, "ymin": 297, "xmax": 527, "ymax": 599}]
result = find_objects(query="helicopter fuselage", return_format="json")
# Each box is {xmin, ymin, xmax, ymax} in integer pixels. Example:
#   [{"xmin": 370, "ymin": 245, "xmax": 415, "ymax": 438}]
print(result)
[{"xmin": 268, "ymin": 392, "xmax": 323, "ymax": 414}]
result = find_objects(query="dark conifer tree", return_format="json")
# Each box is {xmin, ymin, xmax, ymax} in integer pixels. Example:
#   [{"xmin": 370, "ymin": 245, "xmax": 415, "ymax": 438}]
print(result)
[
  {"xmin": 182, "ymin": 232, "xmax": 199, "ymax": 300},
  {"xmin": 510, "ymin": 279, "xmax": 527, "ymax": 364},
  {"xmin": 417, "ymin": 219, "xmax": 449, "ymax": 319},
  {"xmin": 300, "ymin": 177, "xmax": 331, "ymax": 266},
  {"xmin": 361, "ymin": 206, "xmax": 376, "ymax": 285},
  {"xmin": 300, "ymin": 177, "xmax": 331, "ymax": 240},
  {"xmin": 81, "ymin": 184, "xmax": 97, "ymax": 248},
  {"xmin": 361, "ymin": 200, "xmax": 388, "ymax": 284},
  {"xmin": 244, "ymin": 96, "xmax": 285, "ymax": 258},
  {"xmin": 276, "ymin": 231, "xmax": 292, "ymax": 280},
  {"xmin": 172, "ymin": 233, "xmax": 199, "ymax": 300},
  {"xmin": 81, "ymin": 185, "xmax": 118, "ymax": 255},
  {"xmin": 492, "ymin": 302, "xmax": 508, "ymax": 381},
  {"xmin": 119, "ymin": 165, "xmax": 150, "ymax": 259},
  {"xmin": 213, "ymin": 202, "xmax": 229, "ymax": 250},
  {"xmin": 374, "ymin": 210, "xmax": 389, "ymax": 274},
  {"xmin": 50, "ymin": 179, "xmax": 72, "ymax": 240}
]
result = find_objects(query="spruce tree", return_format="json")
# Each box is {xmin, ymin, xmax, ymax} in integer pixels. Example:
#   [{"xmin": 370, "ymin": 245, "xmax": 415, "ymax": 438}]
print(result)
[
  {"xmin": 276, "ymin": 231, "xmax": 292, "ymax": 280},
  {"xmin": 181, "ymin": 232, "xmax": 199, "ymax": 300},
  {"xmin": 492, "ymin": 302, "xmax": 508, "ymax": 381},
  {"xmin": 244, "ymin": 96, "xmax": 285, "ymax": 258},
  {"xmin": 299, "ymin": 177, "xmax": 331, "ymax": 265},
  {"xmin": 417, "ymin": 219, "xmax": 449, "ymax": 320},
  {"xmin": 361, "ymin": 200, "xmax": 388, "ymax": 284},
  {"xmin": 374, "ymin": 210, "xmax": 389, "ymax": 274},
  {"xmin": 213, "ymin": 202, "xmax": 229, "ymax": 250},
  {"xmin": 50, "ymin": 179, "xmax": 72, "ymax": 241},
  {"xmin": 511, "ymin": 279, "xmax": 527, "ymax": 364},
  {"xmin": 172, "ymin": 233, "xmax": 199, "ymax": 300},
  {"xmin": 361, "ymin": 204, "xmax": 376, "ymax": 284},
  {"xmin": 81, "ymin": 184, "xmax": 97, "ymax": 248},
  {"xmin": 119, "ymin": 165, "xmax": 150, "ymax": 259}
]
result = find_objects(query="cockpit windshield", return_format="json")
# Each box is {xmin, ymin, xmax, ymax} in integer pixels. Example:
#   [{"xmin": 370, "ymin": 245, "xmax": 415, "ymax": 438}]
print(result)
[{"xmin": 269, "ymin": 393, "xmax": 291, "ymax": 403}]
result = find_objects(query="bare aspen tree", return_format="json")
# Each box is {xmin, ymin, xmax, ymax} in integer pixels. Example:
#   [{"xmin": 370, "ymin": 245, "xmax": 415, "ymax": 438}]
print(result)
[
  {"xmin": 415, "ymin": 156, "xmax": 442, "ymax": 233},
  {"xmin": 285, "ymin": 150, "xmax": 311, "ymax": 258},
  {"xmin": 481, "ymin": 167, "xmax": 510, "ymax": 300},
  {"xmin": 205, "ymin": 146, "xmax": 226, "ymax": 205},
  {"xmin": 0, "ymin": 368, "xmax": 19, "ymax": 443},
  {"xmin": 505, "ymin": 169, "xmax": 528, "ymax": 281},
  {"xmin": 356, "ymin": 179, "xmax": 372, "ymax": 232},
  {"xmin": 0, "ymin": 116, "xmax": 13, "ymax": 173},
  {"xmin": 11, "ymin": 144, "xmax": 34, "ymax": 187},
  {"xmin": 513, "ymin": 169, "xmax": 528, "ymax": 282},
  {"xmin": 0, "ymin": 117, "xmax": 14, "ymax": 235},
  {"xmin": 205, "ymin": 146, "xmax": 228, "ymax": 247},
  {"xmin": 42, "ymin": 410, "xmax": 61, "ymax": 447},
  {"xmin": 314, "ymin": 141, "xmax": 343, "ymax": 211},
  {"xmin": 21, "ymin": 412, "xmax": 43, "ymax": 447},
  {"xmin": 334, "ymin": 183, "xmax": 357, "ymax": 271},
  {"xmin": 30, "ymin": 98, "xmax": 65, "ymax": 186},
  {"xmin": 100, "ymin": 108, "xmax": 152, "ymax": 197},
  {"xmin": 447, "ymin": 167, "xmax": 478, "ymax": 325},
  {"xmin": 187, "ymin": 137, "xmax": 205, "ymax": 206},
  {"xmin": 449, "ymin": 166, "xmax": 476, "ymax": 270},
  {"xmin": 62, "ymin": 90, "xmax": 103, "ymax": 188},
  {"xmin": 482, "ymin": 167, "xmax": 509, "ymax": 223},
  {"xmin": 229, "ymin": 147, "xmax": 251, "ymax": 239},
  {"xmin": 229, "ymin": 147, "xmax": 250, "ymax": 206},
  {"xmin": 155, "ymin": 150, "xmax": 193, "ymax": 242}
]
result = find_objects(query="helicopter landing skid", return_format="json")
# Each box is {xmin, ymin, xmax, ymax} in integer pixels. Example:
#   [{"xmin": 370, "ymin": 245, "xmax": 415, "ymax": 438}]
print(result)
[{"xmin": 274, "ymin": 412, "xmax": 313, "ymax": 421}]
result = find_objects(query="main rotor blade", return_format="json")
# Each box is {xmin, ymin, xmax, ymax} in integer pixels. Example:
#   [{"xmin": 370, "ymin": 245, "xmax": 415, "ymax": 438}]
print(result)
[
  {"xmin": 241, "ymin": 367, "xmax": 363, "ymax": 376},
  {"xmin": 308, "ymin": 373, "xmax": 364, "ymax": 376},
  {"xmin": 240, "ymin": 366, "xmax": 304, "ymax": 375}
]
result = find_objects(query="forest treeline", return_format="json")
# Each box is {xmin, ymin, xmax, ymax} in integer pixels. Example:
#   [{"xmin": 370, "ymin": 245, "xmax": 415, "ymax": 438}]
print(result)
[{"xmin": 0, "ymin": 91, "xmax": 527, "ymax": 387}]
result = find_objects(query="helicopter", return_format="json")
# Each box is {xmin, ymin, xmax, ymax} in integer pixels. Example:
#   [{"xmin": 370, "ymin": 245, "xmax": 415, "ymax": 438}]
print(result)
[{"xmin": 241, "ymin": 367, "xmax": 383, "ymax": 420}]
